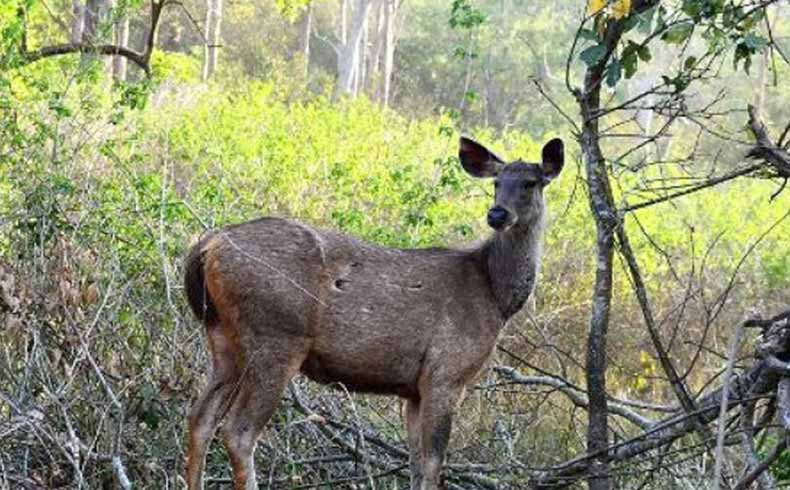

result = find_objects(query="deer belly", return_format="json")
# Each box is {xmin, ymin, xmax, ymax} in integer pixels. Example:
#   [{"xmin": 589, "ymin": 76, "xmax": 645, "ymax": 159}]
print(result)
[{"xmin": 300, "ymin": 332, "xmax": 424, "ymax": 399}]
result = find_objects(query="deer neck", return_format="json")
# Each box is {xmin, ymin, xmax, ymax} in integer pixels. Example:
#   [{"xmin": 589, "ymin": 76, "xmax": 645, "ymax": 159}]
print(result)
[{"xmin": 485, "ymin": 214, "xmax": 545, "ymax": 320}]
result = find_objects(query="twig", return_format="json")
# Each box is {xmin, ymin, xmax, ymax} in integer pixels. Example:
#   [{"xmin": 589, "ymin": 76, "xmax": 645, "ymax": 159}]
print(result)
[
  {"xmin": 712, "ymin": 322, "xmax": 744, "ymax": 490},
  {"xmin": 620, "ymin": 164, "xmax": 762, "ymax": 213}
]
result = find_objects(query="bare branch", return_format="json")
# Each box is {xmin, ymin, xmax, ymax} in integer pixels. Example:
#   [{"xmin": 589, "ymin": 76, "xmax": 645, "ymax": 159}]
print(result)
[
  {"xmin": 747, "ymin": 104, "xmax": 790, "ymax": 178},
  {"xmin": 532, "ymin": 310, "xmax": 790, "ymax": 489},
  {"xmin": 24, "ymin": 43, "xmax": 150, "ymax": 74},
  {"xmin": 620, "ymin": 164, "xmax": 763, "ymax": 213},
  {"xmin": 494, "ymin": 366, "xmax": 655, "ymax": 429}
]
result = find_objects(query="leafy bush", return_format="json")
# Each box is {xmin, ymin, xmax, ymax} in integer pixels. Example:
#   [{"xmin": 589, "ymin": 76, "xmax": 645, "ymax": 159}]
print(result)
[{"xmin": 1, "ymin": 59, "xmax": 788, "ymax": 487}]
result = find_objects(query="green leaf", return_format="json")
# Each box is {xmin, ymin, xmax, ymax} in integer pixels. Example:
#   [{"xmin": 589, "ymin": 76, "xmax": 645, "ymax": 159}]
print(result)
[
  {"xmin": 579, "ymin": 28, "xmax": 599, "ymax": 42},
  {"xmin": 733, "ymin": 42, "xmax": 752, "ymax": 73},
  {"xmin": 579, "ymin": 44, "xmax": 607, "ymax": 67},
  {"xmin": 661, "ymin": 22, "xmax": 694, "ymax": 45},
  {"xmin": 622, "ymin": 14, "xmax": 641, "ymax": 33},
  {"xmin": 741, "ymin": 9, "xmax": 765, "ymax": 31},
  {"xmin": 637, "ymin": 5, "xmax": 658, "ymax": 34},
  {"xmin": 636, "ymin": 44, "xmax": 651, "ymax": 62},
  {"xmin": 743, "ymin": 33, "xmax": 767, "ymax": 50},
  {"xmin": 606, "ymin": 59, "xmax": 622, "ymax": 87},
  {"xmin": 681, "ymin": 0, "xmax": 701, "ymax": 20},
  {"xmin": 684, "ymin": 56, "xmax": 697, "ymax": 70},
  {"xmin": 622, "ymin": 51, "xmax": 638, "ymax": 79},
  {"xmin": 662, "ymin": 74, "xmax": 690, "ymax": 93},
  {"xmin": 48, "ymin": 97, "xmax": 71, "ymax": 118}
]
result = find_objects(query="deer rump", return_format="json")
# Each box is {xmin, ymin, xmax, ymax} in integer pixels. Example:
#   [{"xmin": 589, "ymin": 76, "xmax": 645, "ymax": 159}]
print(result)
[{"xmin": 185, "ymin": 216, "xmax": 503, "ymax": 400}]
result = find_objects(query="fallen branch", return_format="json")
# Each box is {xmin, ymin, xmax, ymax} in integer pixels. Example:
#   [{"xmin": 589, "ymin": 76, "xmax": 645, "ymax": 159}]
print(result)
[
  {"xmin": 494, "ymin": 367, "xmax": 654, "ymax": 429},
  {"xmin": 531, "ymin": 309, "xmax": 790, "ymax": 489}
]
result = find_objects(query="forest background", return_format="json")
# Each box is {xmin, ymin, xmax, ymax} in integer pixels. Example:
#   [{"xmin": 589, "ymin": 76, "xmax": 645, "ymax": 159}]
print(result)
[{"xmin": 1, "ymin": 0, "xmax": 790, "ymax": 488}]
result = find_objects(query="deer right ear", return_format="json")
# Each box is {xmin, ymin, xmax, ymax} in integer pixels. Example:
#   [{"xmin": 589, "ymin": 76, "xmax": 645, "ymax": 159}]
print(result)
[{"xmin": 459, "ymin": 137, "xmax": 504, "ymax": 178}]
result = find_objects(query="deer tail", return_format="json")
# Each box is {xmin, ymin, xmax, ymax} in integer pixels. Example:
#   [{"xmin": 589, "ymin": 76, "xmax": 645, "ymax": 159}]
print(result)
[{"xmin": 184, "ymin": 234, "xmax": 219, "ymax": 325}]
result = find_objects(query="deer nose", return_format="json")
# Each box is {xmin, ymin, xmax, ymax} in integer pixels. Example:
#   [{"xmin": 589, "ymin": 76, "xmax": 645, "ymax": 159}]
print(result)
[{"xmin": 487, "ymin": 207, "xmax": 510, "ymax": 230}]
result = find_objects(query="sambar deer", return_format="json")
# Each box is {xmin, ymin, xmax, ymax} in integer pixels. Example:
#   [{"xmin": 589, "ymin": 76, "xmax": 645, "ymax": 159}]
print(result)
[{"xmin": 184, "ymin": 136, "xmax": 564, "ymax": 490}]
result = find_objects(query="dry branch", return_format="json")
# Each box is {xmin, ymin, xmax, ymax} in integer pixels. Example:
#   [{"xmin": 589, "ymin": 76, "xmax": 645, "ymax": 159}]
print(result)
[
  {"xmin": 747, "ymin": 104, "xmax": 790, "ymax": 178},
  {"xmin": 531, "ymin": 309, "xmax": 790, "ymax": 489},
  {"xmin": 494, "ymin": 367, "xmax": 654, "ymax": 429}
]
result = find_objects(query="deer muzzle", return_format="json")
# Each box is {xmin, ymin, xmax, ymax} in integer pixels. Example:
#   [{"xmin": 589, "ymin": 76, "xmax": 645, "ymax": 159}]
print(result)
[{"xmin": 487, "ymin": 206, "xmax": 513, "ymax": 230}]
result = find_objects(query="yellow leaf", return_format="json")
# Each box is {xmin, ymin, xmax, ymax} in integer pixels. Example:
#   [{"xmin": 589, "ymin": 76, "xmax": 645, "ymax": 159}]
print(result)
[
  {"xmin": 587, "ymin": 0, "xmax": 606, "ymax": 15},
  {"xmin": 639, "ymin": 350, "xmax": 651, "ymax": 368},
  {"xmin": 612, "ymin": 0, "xmax": 631, "ymax": 19}
]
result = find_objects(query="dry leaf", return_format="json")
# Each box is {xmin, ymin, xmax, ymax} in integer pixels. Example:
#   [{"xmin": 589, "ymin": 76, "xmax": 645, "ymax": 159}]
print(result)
[
  {"xmin": 0, "ymin": 272, "xmax": 19, "ymax": 311},
  {"xmin": 82, "ymin": 283, "xmax": 100, "ymax": 305},
  {"xmin": 5, "ymin": 314, "xmax": 22, "ymax": 333},
  {"xmin": 612, "ymin": 0, "xmax": 631, "ymax": 19},
  {"xmin": 587, "ymin": 0, "xmax": 606, "ymax": 15}
]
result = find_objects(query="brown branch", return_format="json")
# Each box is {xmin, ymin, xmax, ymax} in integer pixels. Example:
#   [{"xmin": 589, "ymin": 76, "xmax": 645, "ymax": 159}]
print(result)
[
  {"xmin": 494, "ymin": 367, "xmax": 654, "ymax": 429},
  {"xmin": 747, "ymin": 104, "xmax": 790, "ymax": 178},
  {"xmin": 24, "ymin": 43, "xmax": 150, "ymax": 75},
  {"xmin": 143, "ymin": 0, "xmax": 166, "ymax": 65},
  {"xmin": 733, "ymin": 437, "xmax": 787, "ymax": 490},
  {"xmin": 621, "ymin": 164, "xmax": 763, "ymax": 213}
]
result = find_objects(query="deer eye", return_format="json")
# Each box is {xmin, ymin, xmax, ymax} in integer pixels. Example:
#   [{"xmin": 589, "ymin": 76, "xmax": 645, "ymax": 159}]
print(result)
[{"xmin": 522, "ymin": 181, "xmax": 535, "ymax": 190}]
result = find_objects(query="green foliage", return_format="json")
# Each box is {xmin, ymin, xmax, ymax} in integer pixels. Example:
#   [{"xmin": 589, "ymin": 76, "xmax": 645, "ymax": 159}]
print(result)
[
  {"xmin": 151, "ymin": 50, "xmax": 202, "ymax": 84},
  {"xmin": 582, "ymin": 0, "xmax": 772, "ymax": 88},
  {"xmin": 580, "ymin": 44, "xmax": 607, "ymax": 67},
  {"xmin": 449, "ymin": 0, "xmax": 486, "ymax": 29},
  {"xmin": 274, "ymin": 0, "xmax": 311, "ymax": 22}
]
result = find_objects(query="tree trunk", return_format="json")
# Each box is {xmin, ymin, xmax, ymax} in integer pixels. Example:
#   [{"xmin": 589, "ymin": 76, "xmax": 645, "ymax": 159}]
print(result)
[
  {"xmin": 366, "ymin": 0, "xmax": 385, "ymax": 94},
  {"xmin": 299, "ymin": 4, "xmax": 313, "ymax": 76},
  {"xmin": 203, "ymin": 0, "xmax": 223, "ymax": 81},
  {"xmin": 381, "ymin": 0, "xmax": 398, "ymax": 106},
  {"xmin": 753, "ymin": 44, "xmax": 770, "ymax": 119},
  {"xmin": 340, "ymin": 0, "xmax": 348, "ymax": 45},
  {"xmin": 71, "ymin": 0, "xmax": 84, "ymax": 44},
  {"xmin": 112, "ymin": 11, "xmax": 130, "ymax": 82},
  {"xmin": 81, "ymin": 0, "xmax": 108, "ymax": 68},
  {"xmin": 357, "ymin": 11, "xmax": 368, "ymax": 93},
  {"xmin": 577, "ymin": 19, "xmax": 633, "ymax": 490},
  {"xmin": 336, "ymin": 0, "xmax": 372, "ymax": 96}
]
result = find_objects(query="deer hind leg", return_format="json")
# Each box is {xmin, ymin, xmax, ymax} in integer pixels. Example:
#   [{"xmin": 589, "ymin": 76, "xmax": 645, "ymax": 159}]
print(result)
[
  {"xmin": 418, "ymin": 385, "xmax": 465, "ymax": 490},
  {"xmin": 405, "ymin": 398, "xmax": 423, "ymax": 490},
  {"xmin": 186, "ymin": 327, "xmax": 241, "ymax": 490},
  {"xmin": 221, "ymin": 343, "xmax": 306, "ymax": 490}
]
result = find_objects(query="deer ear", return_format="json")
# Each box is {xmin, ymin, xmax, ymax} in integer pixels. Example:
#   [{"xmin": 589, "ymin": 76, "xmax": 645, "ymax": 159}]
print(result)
[
  {"xmin": 459, "ymin": 137, "xmax": 504, "ymax": 178},
  {"xmin": 541, "ymin": 138, "xmax": 564, "ymax": 183}
]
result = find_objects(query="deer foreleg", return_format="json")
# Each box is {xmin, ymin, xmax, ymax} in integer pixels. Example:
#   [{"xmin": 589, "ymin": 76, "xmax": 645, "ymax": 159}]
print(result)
[
  {"xmin": 405, "ymin": 398, "xmax": 423, "ymax": 490},
  {"xmin": 418, "ymin": 386, "xmax": 463, "ymax": 490}
]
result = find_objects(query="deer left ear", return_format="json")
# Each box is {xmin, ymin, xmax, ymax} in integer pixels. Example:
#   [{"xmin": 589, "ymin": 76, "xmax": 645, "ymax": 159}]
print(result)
[{"xmin": 541, "ymin": 138, "xmax": 564, "ymax": 183}]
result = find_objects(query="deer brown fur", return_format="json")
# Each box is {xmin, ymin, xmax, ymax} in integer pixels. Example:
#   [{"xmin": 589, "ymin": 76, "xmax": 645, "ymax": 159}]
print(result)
[{"xmin": 184, "ymin": 137, "xmax": 564, "ymax": 490}]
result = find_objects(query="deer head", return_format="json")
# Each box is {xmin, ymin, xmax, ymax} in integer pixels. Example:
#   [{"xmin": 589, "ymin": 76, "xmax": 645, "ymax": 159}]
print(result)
[{"xmin": 459, "ymin": 137, "xmax": 564, "ymax": 231}]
